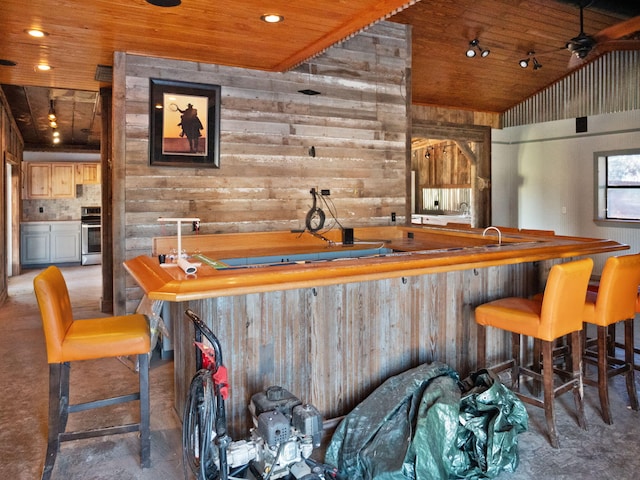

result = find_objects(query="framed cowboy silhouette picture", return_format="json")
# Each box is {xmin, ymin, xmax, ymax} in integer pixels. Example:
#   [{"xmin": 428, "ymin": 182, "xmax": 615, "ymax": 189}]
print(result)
[{"xmin": 149, "ymin": 78, "xmax": 221, "ymax": 168}]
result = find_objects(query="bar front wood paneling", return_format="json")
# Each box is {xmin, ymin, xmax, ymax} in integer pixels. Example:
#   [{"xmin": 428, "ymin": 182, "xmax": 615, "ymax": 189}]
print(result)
[{"xmin": 124, "ymin": 226, "xmax": 627, "ymax": 437}]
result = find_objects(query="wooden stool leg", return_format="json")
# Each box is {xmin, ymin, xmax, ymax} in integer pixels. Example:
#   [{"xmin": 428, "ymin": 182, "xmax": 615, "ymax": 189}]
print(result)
[
  {"xmin": 624, "ymin": 319, "xmax": 639, "ymax": 411},
  {"xmin": 512, "ymin": 333, "xmax": 521, "ymax": 391},
  {"xmin": 542, "ymin": 340, "xmax": 559, "ymax": 448},
  {"xmin": 570, "ymin": 331, "xmax": 587, "ymax": 430},
  {"xmin": 596, "ymin": 325, "xmax": 612, "ymax": 425},
  {"xmin": 607, "ymin": 324, "xmax": 616, "ymax": 357},
  {"xmin": 41, "ymin": 363, "xmax": 67, "ymax": 480},
  {"xmin": 139, "ymin": 353, "xmax": 151, "ymax": 468},
  {"xmin": 532, "ymin": 338, "xmax": 541, "ymax": 397},
  {"xmin": 477, "ymin": 324, "xmax": 486, "ymax": 369}
]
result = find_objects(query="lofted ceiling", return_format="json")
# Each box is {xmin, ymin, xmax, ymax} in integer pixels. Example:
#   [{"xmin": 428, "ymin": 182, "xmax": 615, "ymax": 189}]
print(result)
[{"xmin": 0, "ymin": 0, "xmax": 639, "ymax": 151}]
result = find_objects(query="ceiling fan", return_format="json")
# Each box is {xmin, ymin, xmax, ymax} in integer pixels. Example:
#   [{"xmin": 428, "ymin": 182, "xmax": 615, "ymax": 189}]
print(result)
[{"xmin": 566, "ymin": 3, "xmax": 640, "ymax": 63}]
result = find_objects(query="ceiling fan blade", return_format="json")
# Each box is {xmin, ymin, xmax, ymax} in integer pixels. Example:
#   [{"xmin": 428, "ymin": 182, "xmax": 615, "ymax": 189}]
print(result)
[
  {"xmin": 568, "ymin": 52, "xmax": 585, "ymax": 69},
  {"xmin": 598, "ymin": 39, "xmax": 640, "ymax": 52},
  {"xmin": 594, "ymin": 15, "xmax": 640, "ymax": 42}
]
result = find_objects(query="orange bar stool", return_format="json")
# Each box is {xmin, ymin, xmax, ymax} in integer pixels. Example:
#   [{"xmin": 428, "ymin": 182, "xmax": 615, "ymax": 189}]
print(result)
[
  {"xmin": 587, "ymin": 282, "xmax": 640, "ymax": 370},
  {"xmin": 582, "ymin": 253, "xmax": 640, "ymax": 425},
  {"xmin": 34, "ymin": 266, "xmax": 151, "ymax": 480},
  {"xmin": 475, "ymin": 257, "xmax": 593, "ymax": 448}
]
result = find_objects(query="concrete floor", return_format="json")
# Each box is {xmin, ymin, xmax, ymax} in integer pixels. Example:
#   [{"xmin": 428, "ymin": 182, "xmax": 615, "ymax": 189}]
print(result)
[{"xmin": 2, "ymin": 265, "xmax": 640, "ymax": 479}]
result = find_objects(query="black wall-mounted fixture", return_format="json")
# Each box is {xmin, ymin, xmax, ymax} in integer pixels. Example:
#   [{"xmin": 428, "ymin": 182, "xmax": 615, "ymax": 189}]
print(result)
[
  {"xmin": 466, "ymin": 39, "xmax": 490, "ymax": 58},
  {"xmin": 576, "ymin": 116, "xmax": 588, "ymax": 133},
  {"xmin": 298, "ymin": 88, "xmax": 321, "ymax": 96},
  {"xmin": 146, "ymin": 0, "xmax": 181, "ymax": 6},
  {"xmin": 309, "ymin": 146, "xmax": 316, "ymax": 157}
]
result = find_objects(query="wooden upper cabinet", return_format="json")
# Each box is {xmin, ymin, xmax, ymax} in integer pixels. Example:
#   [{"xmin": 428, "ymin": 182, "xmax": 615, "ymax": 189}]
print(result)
[
  {"xmin": 24, "ymin": 163, "xmax": 51, "ymax": 199},
  {"xmin": 23, "ymin": 162, "xmax": 76, "ymax": 199},
  {"xmin": 51, "ymin": 164, "xmax": 76, "ymax": 197},
  {"xmin": 76, "ymin": 163, "xmax": 100, "ymax": 184}
]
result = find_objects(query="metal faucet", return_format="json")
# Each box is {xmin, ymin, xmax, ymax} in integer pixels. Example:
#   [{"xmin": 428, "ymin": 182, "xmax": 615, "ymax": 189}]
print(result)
[{"xmin": 482, "ymin": 226, "xmax": 502, "ymax": 245}]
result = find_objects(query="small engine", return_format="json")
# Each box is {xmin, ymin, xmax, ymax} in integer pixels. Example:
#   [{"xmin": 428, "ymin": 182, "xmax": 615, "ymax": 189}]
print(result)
[{"xmin": 226, "ymin": 386, "xmax": 325, "ymax": 480}]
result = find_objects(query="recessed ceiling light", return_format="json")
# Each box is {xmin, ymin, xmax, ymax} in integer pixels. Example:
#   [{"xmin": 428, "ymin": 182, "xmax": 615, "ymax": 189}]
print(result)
[
  {"xmin": 261, "ymin": 14, "xmax": 284, "ymax": 23},
  {"xmin": 36, "ymin": 64, "xmax": 52, "ymax": 71},
  {"xmin": 25, "ymin": 28, "xmax": 49, "ymax": 37}
]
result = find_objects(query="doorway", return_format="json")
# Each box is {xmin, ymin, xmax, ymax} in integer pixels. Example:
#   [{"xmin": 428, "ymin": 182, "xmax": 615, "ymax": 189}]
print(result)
[
  {"xmin": 411, "ymin": 121, "xmax": 491, "ymax": 228},
  {"xmin": 5, "ymin": 152, "xmax": 20, "ymax": 277}
]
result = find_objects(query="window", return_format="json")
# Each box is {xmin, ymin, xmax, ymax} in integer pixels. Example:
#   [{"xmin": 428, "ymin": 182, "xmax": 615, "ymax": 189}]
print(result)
[{"xmin": 595, "ymin": 149, "xmax": 640, "ymax": 223}]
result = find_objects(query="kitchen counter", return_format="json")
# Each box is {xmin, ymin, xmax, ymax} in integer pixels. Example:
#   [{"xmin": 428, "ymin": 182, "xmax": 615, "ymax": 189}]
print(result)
[{"xmin": 411, "ymin": 213, "xmax": 471, "ymax": 226}]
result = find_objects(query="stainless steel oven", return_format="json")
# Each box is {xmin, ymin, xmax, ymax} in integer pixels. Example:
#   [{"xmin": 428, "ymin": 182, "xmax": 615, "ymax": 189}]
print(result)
[{"xmin": 81, "ymin": 206, "xmax": 102, "ymax": 265}]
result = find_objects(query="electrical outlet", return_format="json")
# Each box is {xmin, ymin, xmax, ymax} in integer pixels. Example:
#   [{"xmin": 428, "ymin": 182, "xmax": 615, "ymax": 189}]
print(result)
[
  {"xmin": 321, "ymin": 189, "xmax": 330, "ymax": 196},
  {"xmin": 39, "ymin": 207, "xmax": 44, "ymax": 213},
  {"xmin": 391, "ymin": 212, "xmax": 396, "ymax": 222}
]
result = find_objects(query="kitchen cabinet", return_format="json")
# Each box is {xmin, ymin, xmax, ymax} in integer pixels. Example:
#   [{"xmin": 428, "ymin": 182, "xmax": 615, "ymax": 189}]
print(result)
[
  {"xmin": 23, "ymin": 163, "xmax": 76, "ymax": 199},
  {"xmin": 21, "ymin": 221, "xmax": 81, "ymax": 265},
  {"xmin": 20, "ymin": 223, "xmax": 50, "ymax": 264},
  {"xmin": 75, "ymin": 163, "xmax": 100, "ymax": 184}
]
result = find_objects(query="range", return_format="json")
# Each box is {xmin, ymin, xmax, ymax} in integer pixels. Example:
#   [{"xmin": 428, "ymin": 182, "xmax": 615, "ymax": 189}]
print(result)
[{"xmin": 81, "ymin": 206, "xmax": 101, "ymax": 265}]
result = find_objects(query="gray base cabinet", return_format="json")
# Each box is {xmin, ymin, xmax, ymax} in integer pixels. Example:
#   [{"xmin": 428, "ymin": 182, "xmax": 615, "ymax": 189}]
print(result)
[{"xmin": 21, "ymin": 221, "xmax": 81, "ymax": 266}]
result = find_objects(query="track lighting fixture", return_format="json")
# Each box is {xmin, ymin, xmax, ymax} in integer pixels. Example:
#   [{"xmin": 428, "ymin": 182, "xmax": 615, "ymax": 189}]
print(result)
[
  {"xmin": 424, "ymin": 146, "xmax": 434, "ymax": 159},
  {"xmin": 519, "ymin": 51, "xmax": 542, "ymax": 70},
  {"xmin": 466, "ymin": 39, "xmax": 490, "ymax": 58},
  {"xmin": 47, "ymin": 100, "xmax": 56, "ymax": 121},
  {"xmin": 48, "ymin": 99, "xmax": 58, "ymax": 128}
]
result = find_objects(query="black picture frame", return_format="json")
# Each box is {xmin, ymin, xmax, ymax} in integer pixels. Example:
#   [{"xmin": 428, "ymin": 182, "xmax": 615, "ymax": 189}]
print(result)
[{"xmin": 149, "ymin": 78, "xmax": 221, "ymax": 168}]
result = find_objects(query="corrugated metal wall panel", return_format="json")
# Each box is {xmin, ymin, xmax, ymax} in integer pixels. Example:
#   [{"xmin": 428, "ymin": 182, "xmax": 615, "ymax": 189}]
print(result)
[{"xmin": 503, "ymin": 51, "xmax": 640, "ymax": 127}]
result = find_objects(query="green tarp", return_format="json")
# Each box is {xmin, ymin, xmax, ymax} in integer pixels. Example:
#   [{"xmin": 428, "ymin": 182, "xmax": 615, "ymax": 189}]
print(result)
[{"xmin": 325, "ymin": 362, "xmax": 528, "ymax": 480}]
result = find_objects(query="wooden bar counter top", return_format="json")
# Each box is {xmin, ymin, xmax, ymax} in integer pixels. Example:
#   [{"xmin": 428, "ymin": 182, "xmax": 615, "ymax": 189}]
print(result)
[
  {"xmin": 124, "ymin": 226, "xmax": 627, "ymax": 437},
  {"xmin": 125, "ymin": 225, "xmax": 625, "ymax": 302}
]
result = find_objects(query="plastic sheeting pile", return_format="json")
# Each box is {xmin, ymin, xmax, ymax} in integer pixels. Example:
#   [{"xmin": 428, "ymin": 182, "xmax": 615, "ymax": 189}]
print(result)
[{"xmin": 325, "ymin": 362, "xmax": 528, "ymax": 480}]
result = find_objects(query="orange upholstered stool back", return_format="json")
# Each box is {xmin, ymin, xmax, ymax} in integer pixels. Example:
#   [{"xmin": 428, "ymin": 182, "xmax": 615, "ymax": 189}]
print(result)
[
  {"xmin": 585, "ymin": 254, "xmax": 640, "ymax": 328},
  {"xmin": 538, "ymin": 258, "xmax": 594, "ymax": 341}
]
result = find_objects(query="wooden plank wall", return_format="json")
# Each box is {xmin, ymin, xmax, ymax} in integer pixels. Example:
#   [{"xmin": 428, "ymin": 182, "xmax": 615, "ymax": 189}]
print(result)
[
  {"xmin": 170, "ymin": 261, "xmax": 540, "ymax": 438},
  {"xmin": 113, "ymin": 21, "xmax": 411, "ymax": 314}
]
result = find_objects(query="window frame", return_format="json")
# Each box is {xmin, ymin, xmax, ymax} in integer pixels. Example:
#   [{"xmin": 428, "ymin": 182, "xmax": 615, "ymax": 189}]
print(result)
[{"xmin": 594, "ymin": 148, "xmax": 640, "ymax": 228}]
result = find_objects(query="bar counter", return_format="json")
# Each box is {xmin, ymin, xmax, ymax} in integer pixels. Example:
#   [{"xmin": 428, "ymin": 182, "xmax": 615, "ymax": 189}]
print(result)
[
  {"xmin": 126, "ymin": 226, "xmax": 625, "ymax": 301},
  {"xmin": 124, "ymin": 226, "xmax": 627, "ymax": 437}
]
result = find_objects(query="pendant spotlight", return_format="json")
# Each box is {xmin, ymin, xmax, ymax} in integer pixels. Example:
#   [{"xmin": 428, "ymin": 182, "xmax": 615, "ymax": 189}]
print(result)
[
  {"xmin": 519, "ymin": 51, "xmax": 542, "ymax": 70},
  {"xmin": 466, "ymin": 39, "xmax": 490, "ymax": 58}
]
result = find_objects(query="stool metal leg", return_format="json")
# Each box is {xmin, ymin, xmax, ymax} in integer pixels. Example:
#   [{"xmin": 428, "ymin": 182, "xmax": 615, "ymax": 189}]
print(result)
[
  {"xmin": 139, "ymin": 353, "xmax": 151, "ymax": 468},
  {"xmin": 42, "ymin": 363, "xmax": 69, "ymax": 480}
]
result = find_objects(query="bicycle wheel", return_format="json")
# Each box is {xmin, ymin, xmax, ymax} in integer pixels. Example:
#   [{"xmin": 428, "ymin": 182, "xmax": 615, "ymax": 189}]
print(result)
[{"xmin": 183, "ymin": 370, "xmax": 221, "ymax": 480}]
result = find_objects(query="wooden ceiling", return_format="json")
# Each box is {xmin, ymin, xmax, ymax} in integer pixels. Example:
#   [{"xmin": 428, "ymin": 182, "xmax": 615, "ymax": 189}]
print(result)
[{"xmin": 1, "ymin": 0, "xmax": 639, "ymax": 149}]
